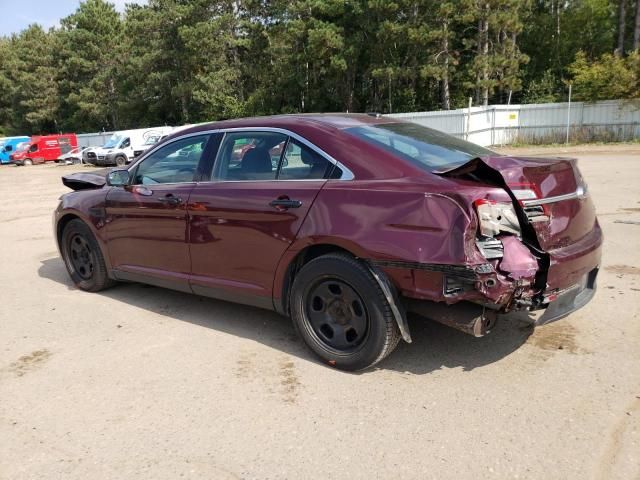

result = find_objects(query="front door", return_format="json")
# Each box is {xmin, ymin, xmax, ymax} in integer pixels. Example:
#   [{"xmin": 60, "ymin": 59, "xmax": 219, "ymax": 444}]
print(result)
[
  {"xmin": 188, "ymin": 131, "xmax": 334, "ymax": 308},
  {"xmin": 105, "ymin": 133, "xmax": 213, "ymax": 292}
]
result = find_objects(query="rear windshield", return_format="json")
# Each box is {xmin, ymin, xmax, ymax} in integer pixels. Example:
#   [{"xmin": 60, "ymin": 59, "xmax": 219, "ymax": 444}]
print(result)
[{"xmin": 345, "ymin": 123, "xmax": 494, "ymax": 172}]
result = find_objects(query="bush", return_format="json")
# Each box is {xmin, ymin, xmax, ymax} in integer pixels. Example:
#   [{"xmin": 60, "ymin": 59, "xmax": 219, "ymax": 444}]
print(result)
[{"xmin": 569, "ymin": 51, "xmax": 640, "ymax": 101}]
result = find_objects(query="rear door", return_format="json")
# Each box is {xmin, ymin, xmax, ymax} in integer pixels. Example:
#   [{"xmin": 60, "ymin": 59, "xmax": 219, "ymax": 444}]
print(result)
[
  {"xmin": 58, "ymin": 136, "xmax": 72, "ymax": 156},
  {"xmin": 187, "ymin": 131, "xmax": 335, "ymax": 307},
  {"xmin": 105, "ymin": 133, "xmax": 214, "ymax": 291}
]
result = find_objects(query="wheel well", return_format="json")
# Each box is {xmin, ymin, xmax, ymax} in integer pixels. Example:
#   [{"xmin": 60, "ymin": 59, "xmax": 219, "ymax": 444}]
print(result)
[
  {"xmin": 278, "ymin": 244, "xmax": 356, "ymax": 316},
  {"xmin": 56, "ymin": 213, "xmax": 81, "ymax": 246}
]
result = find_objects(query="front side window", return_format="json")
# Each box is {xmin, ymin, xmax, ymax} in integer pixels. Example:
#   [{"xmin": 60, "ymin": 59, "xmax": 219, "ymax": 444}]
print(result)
[
  {"xmin": 132, "ymin": 134, "xmax": 209, "ymax": 185},
  {"xmin": 214, "ymin": 132, "xmax": 287, "ymax": 181},
  {"xmin": 345, "ymin": 123, "xmax": 494, "ymax": 172},
  {"xmin": 120, "ymin": 137, "xmax": 131, "ymax": 149},
  {"xmin": 29, "ymin": 144, "xmax": 38, "ymax": 153},
  {"xmin": 279, "ymin": 139, "xmax": 332, "ymax": 180}
]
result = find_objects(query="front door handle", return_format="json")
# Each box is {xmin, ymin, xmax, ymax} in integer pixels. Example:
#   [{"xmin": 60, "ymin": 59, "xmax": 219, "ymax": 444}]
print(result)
[
  {"xmin": 132, "ymin": 185, "xmax": 153, "ymax": 196},
  {"xmin": 158, "ymin": 194, "xmax": 183, "ymax": 206},
  {"xmin": 269, "ymin": 199, "xmax": 302, "ymax": 209}
]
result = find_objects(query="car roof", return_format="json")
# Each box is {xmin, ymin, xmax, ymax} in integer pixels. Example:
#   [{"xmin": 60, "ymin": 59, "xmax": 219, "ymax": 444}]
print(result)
[
  {"xmin": 174, "ymin": 113, "xmax": 400, "ymax": 136},
  {"xmin": 157, "ymin": 114, "xmax": 424, "ymax": 181}
]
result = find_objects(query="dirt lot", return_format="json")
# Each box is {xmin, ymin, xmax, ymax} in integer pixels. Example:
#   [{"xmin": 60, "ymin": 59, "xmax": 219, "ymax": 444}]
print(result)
[{"xmin": 1, "ymin": 146, "xmax": 639, "ymax": 479}]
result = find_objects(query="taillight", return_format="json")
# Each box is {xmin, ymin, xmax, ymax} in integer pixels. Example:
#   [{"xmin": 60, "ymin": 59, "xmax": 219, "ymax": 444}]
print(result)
[{"xmin": 473, "ymin": 199, "xmax": 520, "ymax": 238}]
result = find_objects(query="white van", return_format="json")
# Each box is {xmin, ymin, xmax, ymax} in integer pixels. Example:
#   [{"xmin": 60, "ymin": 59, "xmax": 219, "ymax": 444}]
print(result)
[{"xmin": 84, "ymin": 127, "xmax": 175, "ymax": 166}]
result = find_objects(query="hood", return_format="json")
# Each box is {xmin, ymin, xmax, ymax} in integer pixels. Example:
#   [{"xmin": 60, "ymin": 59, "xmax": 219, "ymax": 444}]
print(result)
[{"xmin": 90, "ymin": 147, "xmax": 114, "ymax": 154}]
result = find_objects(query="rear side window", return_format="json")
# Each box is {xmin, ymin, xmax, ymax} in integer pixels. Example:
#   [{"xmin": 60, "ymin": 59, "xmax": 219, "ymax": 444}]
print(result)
[
  {"xmin": 214, "ymin": 132, "xmax": 287, "ymax": 181},
  {"xmin": 278, "ymin": 139, "xmax": 332, "ymax": 180},
  {"xmin": 345, "ymin": 123, "xmax": 494, "ymax": 171},
  {"xmin": 213, "ymin": 132, "xmax": 337, "ymax": 181}
]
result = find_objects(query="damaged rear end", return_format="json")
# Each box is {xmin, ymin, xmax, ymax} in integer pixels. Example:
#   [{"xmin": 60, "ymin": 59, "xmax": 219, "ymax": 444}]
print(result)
[
  {"xmin": 414, "ymin": 155, "xmax": 602, "ymax": 333},
  {"xmin": 61, "ymin": 169, "xmax": 111, "ymax": 191}
]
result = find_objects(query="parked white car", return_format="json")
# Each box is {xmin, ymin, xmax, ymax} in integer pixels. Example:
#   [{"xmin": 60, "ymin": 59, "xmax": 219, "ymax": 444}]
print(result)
[{"xmin": 57, "ymin": 147, "xmax": 92, "ymax": 165}]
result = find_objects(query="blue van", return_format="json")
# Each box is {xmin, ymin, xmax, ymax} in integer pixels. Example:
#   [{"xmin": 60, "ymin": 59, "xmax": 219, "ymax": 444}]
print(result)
[{"xmin": 0, "ymin": 136, "xmax": 30, "ymax": 164}]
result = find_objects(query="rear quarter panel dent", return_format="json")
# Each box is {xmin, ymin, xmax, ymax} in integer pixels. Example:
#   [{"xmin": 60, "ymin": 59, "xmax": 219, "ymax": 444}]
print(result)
[{"xmin": 297, "ymin": 186, "xmax": 478, "ymax": 265}]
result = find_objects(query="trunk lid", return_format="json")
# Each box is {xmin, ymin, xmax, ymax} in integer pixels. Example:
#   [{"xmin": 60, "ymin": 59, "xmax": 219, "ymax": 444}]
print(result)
[
  {"xmin": 62, "ymin": 169, "xmax": 111, "ymax": 191},
  {"xmin": 437, "ymin": 155, "xmax": 596, "ymax": 251}
]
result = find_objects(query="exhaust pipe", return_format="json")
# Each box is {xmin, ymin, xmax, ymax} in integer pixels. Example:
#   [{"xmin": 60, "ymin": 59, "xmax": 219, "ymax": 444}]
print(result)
[{"xmin": 407, "ymin": 300, "xmax": 498, "ymax": 337}]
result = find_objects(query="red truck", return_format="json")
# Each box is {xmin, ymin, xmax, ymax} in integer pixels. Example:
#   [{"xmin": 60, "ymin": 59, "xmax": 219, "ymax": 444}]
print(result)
[{"xmin": 10, "ymin": 134, "xmax": 78, "ymax": 166}]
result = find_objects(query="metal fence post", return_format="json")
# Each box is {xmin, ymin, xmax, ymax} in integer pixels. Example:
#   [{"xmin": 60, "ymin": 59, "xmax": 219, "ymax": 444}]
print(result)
[
  {"xmin": 466, "ymin": 97, "xmax": 472, "ymax": 140},
  {"xmin": 566, "ymin": 83, "xmax": 572, "ymax": 144},
  {"xmin": 491, "ymin": 106, "xmax": 496, "ymax": 146}
]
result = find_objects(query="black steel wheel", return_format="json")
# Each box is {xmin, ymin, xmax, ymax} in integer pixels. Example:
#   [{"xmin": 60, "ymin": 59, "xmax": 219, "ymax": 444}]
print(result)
[
  {"xmin": 67, "ymin": 233, "xmax": 95, "ymax": 280},
  {"xmin": 304, "ymin": 278, "xmax": 369, "ymax": 354},
  {"xmin": 290, "ymin": 252, "xmax": 401, "ymax": 371},
  {"xmin": 61, "ymin": 219, "xmax": 115, "ymax": 292}
]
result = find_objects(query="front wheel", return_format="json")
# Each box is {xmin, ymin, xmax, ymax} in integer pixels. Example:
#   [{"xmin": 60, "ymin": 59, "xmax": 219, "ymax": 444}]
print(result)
[
  {"xmin": 23, "ymin": 158, "xmax": 33, "ymax": 166},
  {"xmin": 115, "ymin": 155, "xmax": 127, "ymax": 167},
  {"xmin": 61, "ymin": 219, "xmax": 115, "ymax": 292},
  {"xmin": 290, "ymin": 253, "xmax": 401, "ymax": 371}
]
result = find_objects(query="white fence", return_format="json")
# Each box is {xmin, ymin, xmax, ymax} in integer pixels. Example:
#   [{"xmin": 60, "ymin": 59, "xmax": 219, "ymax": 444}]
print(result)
[
  {"xmin": 387, "ymin": 99, "xmax": 640, "ymax": 146},
  {"xmin": 76, "ymin": 99, "xmax": 639, "ymax": 148},
  {"xmin": 77, "ymin": 131, "xmax": 116, "ymax": 148}
]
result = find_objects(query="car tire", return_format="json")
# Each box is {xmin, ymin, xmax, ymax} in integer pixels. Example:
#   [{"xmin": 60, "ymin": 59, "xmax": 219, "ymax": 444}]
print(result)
[
  {"xmin": 23, "ymin": 158, "xmax": 33, "ymax": 166},
  {"xmin": 290, "ymin": 252, "xmax": 401, "ymax": 371},
  {"xmin": 115, "ymin": 155, "xmax": 127, "ymax": 167},
  {"xmin": 61, "ymin": 219, "xmax": 115, "ymax": 292}
]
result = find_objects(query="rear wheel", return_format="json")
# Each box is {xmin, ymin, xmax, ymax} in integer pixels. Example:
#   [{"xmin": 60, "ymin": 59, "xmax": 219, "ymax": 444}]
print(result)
[
  {"xmin": 61, "ymin": 219, "xmax": 115, "ymax": 292},
  {"xmin": 23, "ymin": 158, "xmax": 33, "ymax": 166},
  {"xmin": 115, "ymin": 155, "xmax": 127, "ymax": 167},
  {"xmin": 290, "ymin": 253, "xmax": 401, "ymax": 371}
]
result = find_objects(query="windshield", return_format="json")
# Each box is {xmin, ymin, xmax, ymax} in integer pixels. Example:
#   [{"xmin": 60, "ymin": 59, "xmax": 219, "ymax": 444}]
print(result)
[
  {"xmin": 16, "ymin": 142, "xmax": 30, "ymax": 152},
  {"xmin": 345, "ymin": 123, "xmax": 495, "ymax": 172},
  {"xmin": 103, "ymin": 135, "xmax": 124, "ymax": 148}
]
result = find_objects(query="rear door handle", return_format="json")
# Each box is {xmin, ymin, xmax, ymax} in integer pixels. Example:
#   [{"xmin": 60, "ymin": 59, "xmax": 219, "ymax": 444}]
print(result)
[
  {"xmin": 269, "ymin": 199, "xmax": 302, "ymax": 209},
  {"xmin": 159, "ymin": 194, "xmax": 183, "ymax": 206}
]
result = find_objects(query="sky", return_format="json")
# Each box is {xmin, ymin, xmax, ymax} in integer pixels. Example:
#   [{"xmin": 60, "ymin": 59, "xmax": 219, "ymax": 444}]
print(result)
[{"xmin": 0, "ymin": 0, "xmax": 147, "ymax": 36}]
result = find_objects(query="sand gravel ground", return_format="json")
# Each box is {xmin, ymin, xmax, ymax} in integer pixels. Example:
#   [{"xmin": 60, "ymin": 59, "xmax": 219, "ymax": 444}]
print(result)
[{"xmin": 1, "ymin": 145, "xmax": 638, "ymax": 479}]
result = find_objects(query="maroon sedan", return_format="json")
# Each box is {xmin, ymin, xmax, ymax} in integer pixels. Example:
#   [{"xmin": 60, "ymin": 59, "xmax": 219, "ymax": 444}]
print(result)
[{"xmin": 55, "ymin": 114, "xmax": 602, "ymax": 370}]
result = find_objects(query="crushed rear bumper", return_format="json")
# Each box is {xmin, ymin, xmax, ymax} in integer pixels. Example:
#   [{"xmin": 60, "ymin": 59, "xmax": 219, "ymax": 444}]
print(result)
[{"xmin": 535, "ymin": 267, "xmax": 598, "ymax": 325}]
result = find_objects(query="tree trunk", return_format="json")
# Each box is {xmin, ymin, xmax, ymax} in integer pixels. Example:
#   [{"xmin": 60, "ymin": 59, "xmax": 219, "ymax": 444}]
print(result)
[
  {"xmin": 481, "ymin": 11, "xmax": 490, "ymax": 106},
  {"xmin": 617, "ymin": 0, "xmax": 627, "ymax": 56},
  {"xmin": 181, "ymin": 96, "xmax": 189, "ymax": 124},
  {"xmin": 635, "ymin": 0, "xmax": 640, "ymax": 50},
  {"xmin": 475, "ymin": 18, "xmax": 483, "ymax": 105},
  {"xmin": 441, "ymin": 20, "xmax": 451, "ymax": 110}
]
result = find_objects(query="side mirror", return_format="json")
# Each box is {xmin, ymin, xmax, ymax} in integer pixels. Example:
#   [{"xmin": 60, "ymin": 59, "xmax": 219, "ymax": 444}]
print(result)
[{"xmin": 106, "ymin": 169, "xmax": 130, "ymax": 186}]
